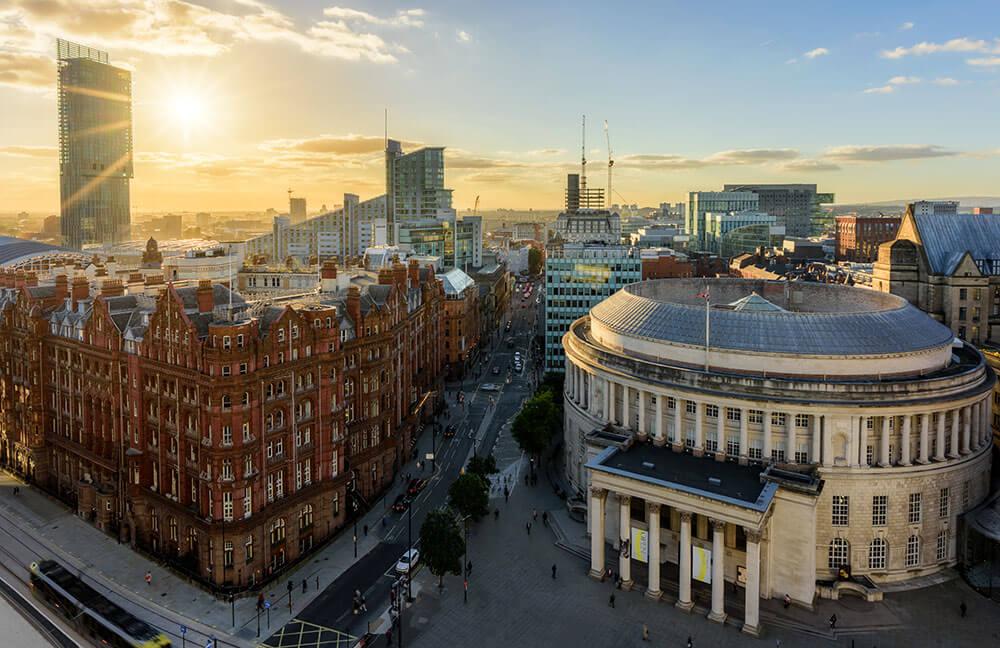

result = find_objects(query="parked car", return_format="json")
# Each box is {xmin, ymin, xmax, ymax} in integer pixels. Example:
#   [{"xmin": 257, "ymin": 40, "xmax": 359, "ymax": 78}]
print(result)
[
  {"xmin": 396, "ymin": 548, "xmax": 420, "ymax": 574},
  {"xmin": 443, "ymin": 424, "xmax": 457, "ymax": 438},
  {"xmin": 492, "ymin": 366, "xmax": 500, "ymax": 375},
  {"xmin": 514, "ymin": 361, "xmax": 523, "ymax": 373},
  {"xmin": 392, "ymin": 494, "xmax": 410, "ymax": 513},
  {"xmin": 514, "ymin": 351, "xmax": 522, "ymax": 362},
  {"xmin": 407, "ymin": 478, "xmax": 427, "ymax": 496}
]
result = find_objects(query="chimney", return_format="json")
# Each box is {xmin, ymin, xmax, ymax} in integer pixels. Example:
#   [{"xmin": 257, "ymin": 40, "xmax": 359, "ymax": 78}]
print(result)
[
  {"xmin": 320, "ymin": 260, "xmax": 338, "ymax": 293},
  {"xmin": 196, "ymin": 279, "xmax": 215, "ymax": 314},
  {"xmin": 54, "ymin": 274, "xmax": 69, "ymax": 302},
  {"xmin": 24, "ymin": 272, "xmax": 38, "ymax": 287},
  {"xmin": 378, "ymin": 267, "xmax": 394, "ymax": 286},
  {"xmin": 408, "ymin": 259, "xmax": 420, "ymax": 288},
  {"xmin": 347, "ymin": 285, "xmax": 361, "ymax": 335},
  {"xmin": 14, "ymin": 271, "xmax": 25, "ymax": 288},
  {"xmin": 71, "ymin": 276, "xmax": 89, "ymax": 304},
  {"xmin": 392, "ymin": 261, "xmax": 407, "ymax": 292},
  {"xmin": 101, "ymin": 279, "xmax": 125, "ymax": 297},
  {"xmin": 2, "ymin": 270, "xmax": 13, "ymax": 289}
]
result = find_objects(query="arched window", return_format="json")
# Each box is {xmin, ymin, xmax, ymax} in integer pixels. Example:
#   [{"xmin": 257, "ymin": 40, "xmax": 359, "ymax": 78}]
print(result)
[
  {"xmin": 275, "ymin": 410, "xmax": 284, "ymax": 428},
  {"xmin": 168, "ymin": 516, "xmax": 178, "ymax": 542},
  {"xmin": 221, "ymin": 394, "xmax": 232, "ymax": 410},
  {"xmin": 299, "ymin": 504, "xmax": 314, "ymax": 530},
  {"xmin": 905, "ymin": 535, "xmax": 920, "ymax": 567},
  {"xmin": 828, "ymin": 538, "xmax": 849, "ymax": 570},
  {"xmin": 242, "ymin": 392, "xmax": 250, "ymax": 407},
  {"xmin": 868, "ymin": 537, "xmax": 887, "ymax": 570},
  {"xmin": 270, "ymin": 518, "xmax": 286, "ymax": 545}
]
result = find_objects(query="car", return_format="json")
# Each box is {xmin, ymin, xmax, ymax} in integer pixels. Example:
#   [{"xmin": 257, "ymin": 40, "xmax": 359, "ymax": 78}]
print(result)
[
  {"xmin": 392, "ymin": 494, "xmax": 410, "ymax": 513},
  {"xmin": 396, "ymin": 548, "xmax": 420, "ymax": 574},
  {"xmin": 514, "ymin": 362, "xmax": 523, "ymax": 373},
  {"xmin": 443, "ymin": 424, "xmax": 457, "ymax": 438},
  {"xmin": 514, "ymin": 351, "xmax": 521, "ymax": 362},
  {"xmin": 481, "ymin": 383, "xmax": 501, "ymax": 392},
  {"xmin": 407, "ymin": 478, "xmax": 427, "ymax": 496},
  {"xmin": 505, "ymin": 320, "xmax": 512, "ymax": 331},
  {"xmin": 492, "ymin": 366, "xmax": 500, "ymax": 375}
]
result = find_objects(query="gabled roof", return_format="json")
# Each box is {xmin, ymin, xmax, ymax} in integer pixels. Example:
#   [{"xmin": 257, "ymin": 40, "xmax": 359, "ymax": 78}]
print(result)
[
  {"xmin": 913, "ymin": 213, "xmax": 1000, "ymax": 275},
  {"xmin": 727, "ymin": 292, "xmax": 786, "ymax": 312},
  {"xmin": 436, "ymin": 268, "xmax": 474, "ymax": 295}
]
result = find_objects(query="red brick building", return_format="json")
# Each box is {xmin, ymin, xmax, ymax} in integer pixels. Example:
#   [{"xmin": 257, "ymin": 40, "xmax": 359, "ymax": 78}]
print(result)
[
  {"xmin": 0, "ymin": 259, "xmax": 443, "ymax": 590},
  {"xmin": 835, "ymin": 214, "xmax": 901, "ymax": 263}
]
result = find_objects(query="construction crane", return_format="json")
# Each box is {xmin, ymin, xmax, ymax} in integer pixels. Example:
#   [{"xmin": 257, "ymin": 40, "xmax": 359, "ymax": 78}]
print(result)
[
  {"xmin": 580, "ymin": 114, "xmax": 587, "ymax": 194},
  {"xmin": 473, "ymin": 195, "xmax": 480, "ymax": 215},
  {"xmin": 287, "ymin": 187, "xmax": 294, "ymax": 211},
  {"xmin": 604, "ymin": 120, "xmax": 613, "ymax": 211}
]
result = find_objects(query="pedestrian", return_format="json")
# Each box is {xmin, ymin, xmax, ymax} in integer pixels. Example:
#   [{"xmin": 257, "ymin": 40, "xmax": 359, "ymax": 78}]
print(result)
[
  {"xmin": 532, "ymin": 509, "xmax": 538, "ymax": 521},
  {"xmin": 363, "ymin": 524, "xmax": 369, "ymax": 537},
  {"xmin": 775, "ymin": 640, "xmax": 781, "ymax": 648},
  {"xmin": 551, "ymin": 564, "xmax": 557, "ymax": 579},
  {"xmin": 526, "ymin": 521, "xmax": 531, "ymax": 535},
  {"xmin": 302, "ymin": 579, "xmax": 307, "ymax": 593},
  {"xmin": 504, "ymin": 486, "xmax": 509, "ymax": 502},
  {"xmin": 524, "ymin": 473, "xmax": 529, "ymax": 486},
  {"xmin": 829, "ymin": 613, "xmax": 837, "ymax": 629},
  {"xmin": 144, "ymin": 571, "xmax": 152, "ymax": 586},
  {"xmin": 257, "ymin": 592, "xmax": 265, "ymax": 611},
  {"xmin": 686, "ymin": 637, "xmax": 693, "ymax": 648},
  {"xmin": 382, "ymin": 517, "xmax": 387, "ymax": 529},
  {"xmin": 960, "ymin": 601, "xmax": 967, "ymax": 618},
  {"xmin": 783, "ymin": 593, "xmax": 791, "ymax": 609},
  {"xmin": 608, "ymin": 592, "xmax": 615, "ymax": 608},
  {"xmin": 315, "ymin": 575, "xmax": 319, "ymax": 590},
  {"xmin": 494, "ymin": 508, "xmax": 499, "ymax": 521},
  {"xmin": 642, "ymin": 624, "xmax": 649, "ymax": 641},
  {"xmin": 467, "ymin": 560, "xmax": 472, "ymax": 576},
  {"xmin": 542, "ymin": 512, "xmax": 548, "ymax": 526}
]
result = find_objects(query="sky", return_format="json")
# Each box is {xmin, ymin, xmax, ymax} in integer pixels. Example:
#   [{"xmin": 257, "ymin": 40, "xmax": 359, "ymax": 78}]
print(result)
[{"xmin": 2, "ymin": 0, "xmax": 1000, "ymax": 214}]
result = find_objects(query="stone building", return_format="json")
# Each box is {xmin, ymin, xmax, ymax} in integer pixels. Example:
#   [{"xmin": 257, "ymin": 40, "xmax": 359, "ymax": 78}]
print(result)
[
  {"xmin": 562, "ymin": 278, "xmax": 994, "ymax": 634},
  {"xmin": 0, "ymin": 259, "xmax": 444, "ymax": 590}
]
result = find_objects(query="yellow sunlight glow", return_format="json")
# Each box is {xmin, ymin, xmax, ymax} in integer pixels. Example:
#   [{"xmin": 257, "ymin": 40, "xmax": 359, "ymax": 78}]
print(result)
[{"xmin": 168, "ymin": 91, "xmax": 208, "ymax": 132}]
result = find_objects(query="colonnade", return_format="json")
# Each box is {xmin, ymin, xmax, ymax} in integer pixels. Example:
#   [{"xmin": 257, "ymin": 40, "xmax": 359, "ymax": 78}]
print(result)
[
  {"xmin": 588, "ymin": 487, "xmax": 762, "ymax": 636},
  {"xmin": 565, "ymin": 364, "xmax": 992, "ymax": 468}
]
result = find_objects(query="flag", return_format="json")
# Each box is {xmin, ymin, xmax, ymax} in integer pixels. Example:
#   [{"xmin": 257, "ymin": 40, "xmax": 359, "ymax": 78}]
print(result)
[{"xmin": 696, "ymin": 286, "xmax": 710, "ymax": 300}]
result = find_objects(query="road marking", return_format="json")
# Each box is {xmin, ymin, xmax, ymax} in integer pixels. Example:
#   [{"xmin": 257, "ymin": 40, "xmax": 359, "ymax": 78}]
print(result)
[{"xmin": 260, "ymin": 618, "xmax": 354, "ymax": 648}]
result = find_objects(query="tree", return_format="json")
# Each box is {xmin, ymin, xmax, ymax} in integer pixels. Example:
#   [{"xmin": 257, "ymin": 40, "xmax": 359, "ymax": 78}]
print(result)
[
  {"xmin": 466, "ymin": 453, "xmax": 498, "ymax": 479},
  {"xmin": 512, "ymin": 389, "xmax": 559, "ymax": 457},
  {"xmin": 528, "ymin": 247, "xmax": 543, "ymax": 275},
  {"xmin": 448, "ymin": 472, "xmax": 490, "ymax": 521},
  {"xmin": 540, "ymin": 372, "xmax": 565, "ymax": 407},
  {"xmin": 419, "ymin": 508, "xmax": 465, "ymax": 589}
]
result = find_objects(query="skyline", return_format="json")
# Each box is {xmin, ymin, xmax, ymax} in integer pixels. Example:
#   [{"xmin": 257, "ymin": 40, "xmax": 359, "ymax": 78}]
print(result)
[{"xmin": 2, "ymin": 1, "xmax": 1000, "ymax": 214}]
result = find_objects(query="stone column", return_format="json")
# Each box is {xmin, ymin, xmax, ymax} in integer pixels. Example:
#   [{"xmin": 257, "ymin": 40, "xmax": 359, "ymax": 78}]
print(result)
[
  {"xmin": 607, "ymin": 380, "xmax": 615, "ymax": 424},
  {"xmin": 637, "ymin": 390, "xmax": 646, "ymax": 439},
  {"xmin": 786, "ymin": 412, "xmax": 796, "ymax": 464},
  {"xmin": 935, "ymin": 412, "xmax": 946, "ymax": 461},
  {"xmin": 972, "ymin": 401, "xmax": 981, "ymax": 449},
  {"xmin": 742, "ymin": 529, "xmax": 761, "ymax": 637},
  {"xmin": 739, "ymin": 408, "xmax": 749, "ymax": 465},
  {"xmin": 646, "ymin": 503, "xmax": 662, "ymax": 600},
  {"xmin": 879, "ymin": 416, "xmax": 891, "ymax": 467},
  {"xmin": 694, "ymin": 402, "xmax": 704, "ymax": 455},
  {"xmin": 917, "ymin": 413, "xmax": 930, "ymax": 464},
  {"xmin": 716, "ymin": 409, "xmax": 725, "ymax": 460},
  {"xmin": 673, "ymin": 399, "xmax": 684, "ymax": 450},
  {"xmin": 587, "ymin": 373, "xmax": 594, "ymax": 410},
  {"xmin": 983, "ymin": 398, "xmax": 992, "ymax": 445},
  {"xmin": 949, "ymin": 408, "xmax": 960, "ymax": 458},
  {"xmin": 588, "ymin": 487, "xmax": 607, "ymax": 579},
  {"xmin": 762, "ymin": 410, "xmax": 772, "ymax": 463},
  {"xmin": 618, "ymin": 494, "xmax": 633, "ymax": 590},
  {"xmin": 822, "ymin": 415, "xmax": 833, "ymax": 467},
  {"xmin": 654, "ymin": 394, "xmax": 665, "ymax": 446},
  {"xmin": 859, "ymin": 417, "xmax": 869, "ymax": 466},
  {"xmin": 900, "ymin": 415, "xmax": 912, "ymax": 466},
  {"xmin": 962, "ymin": 405, "xmax": 971, "ymax": 455},
  {"xmin": 708, "ymin": 519, "xmax": 727, "ymax": 623},
  {"xmin": 676, "ymin": 512, "xmax": 693, "ymax": 612},
  {"xmin": 622, "ymin": 385, "xmax": 630, "ymax": 430},
  {"xmin": 603, "ymin": 379, "xmax": 611, "ymax": 423},
  {"xmin": 812, "ymin": 414, "xmax": 821, "ymax": 465}
]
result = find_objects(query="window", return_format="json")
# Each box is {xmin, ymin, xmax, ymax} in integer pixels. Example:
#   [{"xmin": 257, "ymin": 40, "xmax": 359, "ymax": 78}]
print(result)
[
  {"xmin": 795, "ymin": 414, "xmax": 809, "ymax": 428},
  {"xmin": 748, "ymin": 441, "xmax": 762, "ymax": 460},
  {"xmin": 828, "ymin": 538, "xmax": 849, "ymax": 569},
  {"xmin": 726, "ymin": 407, "xmax": 741, "ymax": 422},
  {"xmin": 872, "ymin": 495, "xmax": 887, "ymax": 526},
  {"xmin": 299, "ymin": 504, "xmax": 314, "ymax": 530},
  {"xmin": 866, "ymin": 445, "xmax": 874, "ymax": 466},
  {"xmin": 908, "ymin": 493, "xmax": 922, "ymax": 524},
  {"xmin": 243, "ymin": 486, "xmax": 252, "ymax": 518},
  {"xmin": 222, "ymin": 365, "xmax": 231, "ymax": 377},
  {"xmin": 705, "ymin": 404, "xmax": 719, "ymax": 418},
  {"xmin": 748, "ymin": 410, "xmax": 763, "ymax": 424},
  {"xmin": 726, "ymin": 437, "xmax": 740, "ymax": 456},
  {"xmin": 832, "ymin": 495, "xmax": 850, "ymax": 526},
  {"xmin": 270, "ymin": 518, "xmax": 286, "ymax": 545},
  {"xmin": 237, "ymin": 334, "xmax": 245, "ymax": 348},
  {"xmin": 223, "ymin": 336, "xmax": 231, "ymax": 350},
  {"xmin": 666, "ymin": 397, "xmax": 676, "ymax": 410},
  {"xmin": 685, "ymin": 401, "xmax": 696, "ymax": 414},
  {"xmin": 222, "ymin": 425, "xmax": 232, "ymax": 446},
  {"xmin": 245, "ymin": 535, "xmax": 254, "ymax": 562},
  {"xmin": 222, "ymin": 459, "xmax": 233, "ymax": 480},
  {"xmin": 794, "ymin": 446, "xmax": 809, "ymax": 464},
  {"xmin": 223, "ymin": 491, "xmax": 233, "ymax": 521},
  {"xmin": 239, "ymin": 362, "xmax": 248, "ymax": 375},
  {"xmin": 939, "ymin": 488, "xmax": 950, "ymax": 518},
  {"xmin": 936, "ymin": 530, "xmax": 948, "ymax": 561},
  {"xmin": 905, "ymin": 535, "xmax": 920, "ymax": 567},
  {"xmin": 771, "ymin": 447, "xmax": 785, "ymax": 462},
  {"xmin": 868, "ymin": 538, "xmax": 887, "ymax": 570},
  {"xmin": 221, "ymin": 394, "xmax": 232, "ymax": 410},
  {"xmin": 224, "ymin": 541, "xmax": 234, "ymax": 567},
  {"xmin": 771, "ymin": 412, "xmax": 786, "ymax": 426}
]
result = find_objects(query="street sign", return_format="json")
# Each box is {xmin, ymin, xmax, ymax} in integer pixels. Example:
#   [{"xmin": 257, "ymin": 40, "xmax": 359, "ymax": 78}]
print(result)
[
  {"xmin": 179, "ymin": 625, "xmax": 187, "ymax": 636},
  {"xmin": 425, "ymin": 452, "xmax": 434, "ymax": 460},
  {"xmin": 264, "ymin": 599, "xmax": 271, "ymax": 609}
]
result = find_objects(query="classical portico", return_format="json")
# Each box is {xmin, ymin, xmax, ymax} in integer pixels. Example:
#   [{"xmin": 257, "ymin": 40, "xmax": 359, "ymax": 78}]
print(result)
[{"xmin": 585, "ymin": 442, "xmax": 813, "ymax": 636}]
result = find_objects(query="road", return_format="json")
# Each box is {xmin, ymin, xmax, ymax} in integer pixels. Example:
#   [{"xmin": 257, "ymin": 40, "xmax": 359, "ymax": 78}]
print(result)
[{"xmin": 264, "ymin": 276, "xmax": 545, "ymax": 647}]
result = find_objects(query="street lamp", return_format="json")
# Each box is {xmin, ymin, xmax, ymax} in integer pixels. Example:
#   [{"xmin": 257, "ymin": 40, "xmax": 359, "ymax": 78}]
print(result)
[{"xmin": 461, "ymin": 514, "xmax": 471, "ymax": 604}]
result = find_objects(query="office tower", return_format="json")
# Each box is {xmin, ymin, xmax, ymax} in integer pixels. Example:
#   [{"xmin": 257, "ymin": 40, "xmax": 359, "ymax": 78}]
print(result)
[
  {"xmin": 722, "ymin": 184, "xmax": 834, "ymax": 238},
  {"xmin": 385, "ymin": 139, "xmax": 454, "ymax": 243},
  {"xmin": 57, "ymin": 39, "xmax": 133, "ymax": 249},
  {"xmin": 687, "ymin": 191, "xmax": 758, "ymax": 250},
  {"xmin": 289, "ymin": 197, "xmax": 307, "ymax": 224}
]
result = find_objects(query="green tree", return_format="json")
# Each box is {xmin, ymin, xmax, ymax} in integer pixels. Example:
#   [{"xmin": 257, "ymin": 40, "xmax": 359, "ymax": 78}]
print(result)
[
  {"xmin": 512, "ymin": 389, "xmax": 559, "ymax": 457},
  {"xmin": 528, "ymin": 247, "xmax": 543, "ymax": 275},
  {"xmin": 466, "ymin": 453, "xmax": 498, "ymax": 479},
  {"xmin": 448, "ymin": 472, "xmax": 490, "ymax": 521},
  {"xmin": 419, "ymin": 507, "xmax": 465, "ymax": 589}
]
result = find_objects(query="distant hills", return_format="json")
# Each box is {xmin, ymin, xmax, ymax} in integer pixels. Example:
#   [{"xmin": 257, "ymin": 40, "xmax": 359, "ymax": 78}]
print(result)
[{"xmin": 837, "ymin": 197, "xmax": 1000, "ymax": 208}]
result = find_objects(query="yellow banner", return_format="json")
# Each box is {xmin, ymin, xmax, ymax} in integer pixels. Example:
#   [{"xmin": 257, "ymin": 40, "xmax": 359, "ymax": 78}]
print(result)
[{"xmin": 693, "ymin": 546, "xmax": 712, "ymax": 584}]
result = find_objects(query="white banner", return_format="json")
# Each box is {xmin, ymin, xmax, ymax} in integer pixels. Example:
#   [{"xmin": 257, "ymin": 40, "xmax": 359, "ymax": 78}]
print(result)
[{"xmin": 693, "ymin": 546, "xmax": 712, "ymax": 584}]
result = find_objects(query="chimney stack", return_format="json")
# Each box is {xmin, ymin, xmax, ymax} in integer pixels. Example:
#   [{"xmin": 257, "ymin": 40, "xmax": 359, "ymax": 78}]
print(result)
[
  {"xmin": 101, "ymin": 279, "xmax": 125, "ymax": 297},
  {"xmin": 377, "ymin": 267, "xmax": 394, "ymax": 286},
  {"xmin": 320, "ymin": 260, "xmax": 338, "ymax": 293},
  {"xmin": 196, "ymin": 279, "xmax": 215, "ymax": 314},
  {"xmin": 392, "ymin": 261, "xmax": 407, "ymax": 292},
  {"xmin": 14, "ymin": 271, "xmax": 25, "ymax": 288},
  {"xmin": 408, "ymin": 259, "xmax": 420, "ymax": 288},
  {"xmin": 54, "ymin": 274, "xmax": 69, "ymax": 302},
  {"xmin": 24, "ymin": 272, "xmax": 38, "ymax": 287},
  {"xmin": 347, "ymin": 285, "xmax": 361, "ymax": 335},
  {"xmin": 71, "ymin": 276, "xmax": 89, "ymax": 304}
]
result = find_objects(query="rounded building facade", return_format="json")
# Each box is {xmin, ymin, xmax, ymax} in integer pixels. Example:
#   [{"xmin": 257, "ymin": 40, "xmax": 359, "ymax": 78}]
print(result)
[{"xmin": 564, "ymin": 279, "xmax": 993, "ymax": 624}]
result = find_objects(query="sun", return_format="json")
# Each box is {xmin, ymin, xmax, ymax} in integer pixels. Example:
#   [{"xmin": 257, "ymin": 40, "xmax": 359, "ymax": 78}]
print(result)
[{"xmin": 167, "ymin": 91, "xmax": 208, "ymax": 133}]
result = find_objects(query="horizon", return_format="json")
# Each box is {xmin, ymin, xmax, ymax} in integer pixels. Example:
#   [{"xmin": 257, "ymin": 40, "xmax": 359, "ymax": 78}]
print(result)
[{"xmin": 3, "ymin": 1, "xmax": 1000, "ymax": 213}]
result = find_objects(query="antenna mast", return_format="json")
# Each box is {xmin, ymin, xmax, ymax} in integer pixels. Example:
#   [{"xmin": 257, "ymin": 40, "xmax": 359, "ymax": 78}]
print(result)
[
  {"xmin": 580, "ymin": 114, "xmax": 587, "ymax": 193},
  {"xmin": 604, "ymin": 120, "xmax": 613, "ymax": 210}
]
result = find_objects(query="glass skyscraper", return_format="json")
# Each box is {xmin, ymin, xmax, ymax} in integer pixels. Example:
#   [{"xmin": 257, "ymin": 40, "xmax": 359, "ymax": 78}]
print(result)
[{"xmin": 57, "ymin": 39, "xmax": 133, "ymax": 249}]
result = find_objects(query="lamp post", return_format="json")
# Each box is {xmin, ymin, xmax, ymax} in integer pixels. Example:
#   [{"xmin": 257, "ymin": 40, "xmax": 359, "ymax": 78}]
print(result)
[
  {"xmin": 406, "ymin": 495, "xmax": 413, "ymax": 602},
  {"xmin": 461, "ymin": 514, "xmax": 471, "ymax": 604}
]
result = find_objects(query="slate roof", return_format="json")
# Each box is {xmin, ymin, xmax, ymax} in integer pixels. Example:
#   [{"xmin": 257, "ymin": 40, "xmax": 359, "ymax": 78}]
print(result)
[
  {"xmin": 590, "ymin": 278, "xmax": 954, "ymax": 356},
  {"xmin": 914, "ymin": 213, "xmax": 1000, "ymax": 275},
  {"xmin": 436, "ymin": 268, "xmax": 474, "ymax": 295}
]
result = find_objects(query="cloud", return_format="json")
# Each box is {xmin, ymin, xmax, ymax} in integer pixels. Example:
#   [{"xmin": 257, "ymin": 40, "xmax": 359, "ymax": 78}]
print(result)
[
  {"xmin": 261, "ymin": 134, "xmax": 421, "ymax": 156},
  {"xmin": 322, "ymin": 7, "xmax": 425, "ymax": 29},
  {"xmin": 803, "ymin": 47, "xmax": 829, "ymax": 59},
  {"xmin": 619, "ymin": 148, "xmax": 799, "ymax": 170},
  {"xmin": 967, "ymin": 56, "xmax": 1000, "ymax": 67},
  {"xmin": 456, "ymin": 29, "xmax": 471, "ymax": 43},
  {"xmin": 880, "ymin": 37, "xmax": 997, "ymax": 59},
  {"xmin": 900, "ymin": 21, "xmax": 915, "ymax": 31},
  {"xmin": 933, "ymin": 77, "xmax": 960, "ymax": 85},
  {"xmin": 864, "ymin": 75, "xmax": 922, "ymax": 94},
  {"xmin": 782, "ymin": 159, "xmax": 842, "ymax": 172},
  {"xmin": 824, "ymin": 144, "xmax": 958, "ymax": 162},
  {"xmin": 864, "ymin": 85, "xmax": 895, "ymax": 94},
  {"xmin": 0, "ymin": 144, "xmax": 58, "ymax": 157},
  {"xmin": 706, "ymin": 148, "xmax": 799, "ymax": 163},
  {"xmin": 0, "ymin": 50, "xmax": 55, "ymax": 90},
  {"xmin": 0, "ymin": 0, "xmax": 416, "ymax": 71}
]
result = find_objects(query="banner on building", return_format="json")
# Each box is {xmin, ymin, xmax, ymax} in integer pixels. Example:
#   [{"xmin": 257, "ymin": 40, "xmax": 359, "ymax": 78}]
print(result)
[
  {"xmin": 630, "ymin": 527, "xmax": 649, "ymax": 563},
  {"xmin": 693, "ymin": 546, "xmax": 712, "ymax": 584}
]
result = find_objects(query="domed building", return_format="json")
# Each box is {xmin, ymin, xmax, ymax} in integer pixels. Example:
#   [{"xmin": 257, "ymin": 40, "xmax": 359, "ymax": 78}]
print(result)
[{"xmin": 562, "ymin": 278, "xmax": 994, "ymax": 635}]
